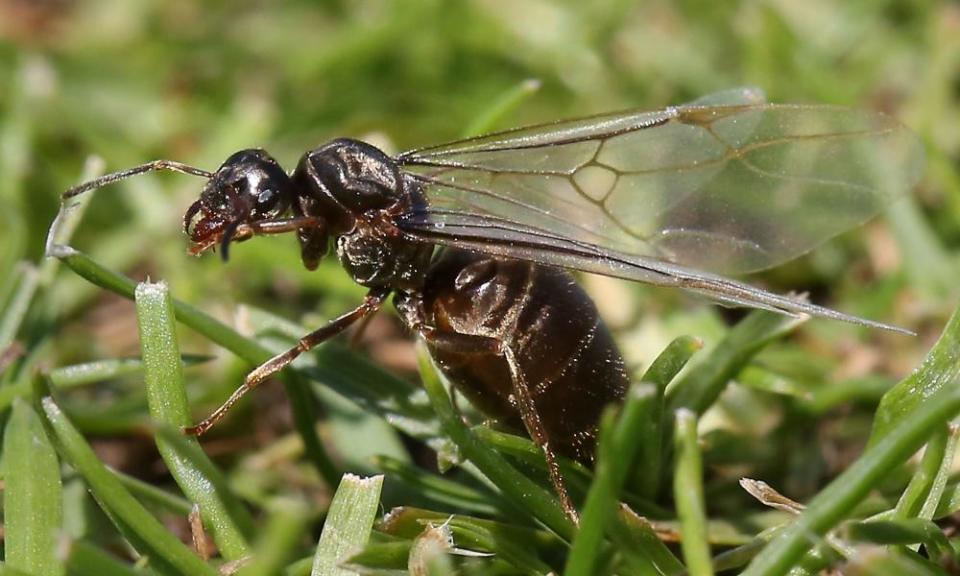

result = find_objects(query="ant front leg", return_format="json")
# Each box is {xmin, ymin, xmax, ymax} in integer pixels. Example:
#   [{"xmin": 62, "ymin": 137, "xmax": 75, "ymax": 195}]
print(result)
[
  {"xmin": 188, "ymin": 216, "xmax": 327, "ymax": 256},
  {"xmin": 183, "ymin": 287, "xmax": 390, "ymax": 435},
  {"xmin": 243, "ymin": 216, "xmax": 324, "ymax": 237}
]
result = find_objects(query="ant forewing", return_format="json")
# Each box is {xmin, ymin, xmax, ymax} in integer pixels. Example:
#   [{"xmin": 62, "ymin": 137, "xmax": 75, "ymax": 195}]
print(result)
[{"xmin": 395, "ymin": 90, "xmax": 923, "ymax": 330}]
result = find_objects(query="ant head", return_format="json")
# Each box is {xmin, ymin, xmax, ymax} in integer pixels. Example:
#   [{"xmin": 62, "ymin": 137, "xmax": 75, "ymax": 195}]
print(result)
[{"xmin": 184, "ymin": 149, "xmax": 293, "ymax": 255}]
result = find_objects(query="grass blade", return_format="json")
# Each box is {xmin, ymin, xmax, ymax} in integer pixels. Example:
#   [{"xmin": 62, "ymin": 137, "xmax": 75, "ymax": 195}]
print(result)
[
  {"xmin": 64, "ymin": 540, "xmax": 157, "ymax": 576},
  {"xmin": 460, "ymin": 78, "xmax": 542, "ymax": 137},
  {"xmin": 666, "ymin": 310, "xmax": 801, "ymax": 416},
  {"xmin": 236, "ymin": 501, "xmax": 310, "ymax": 576},
  {"xmin": 847, "ymin": 518, "xmax": 951, "ymax": 558},
  {"xmin": 311, "ymin": 474, "xmax": 384, "ymax": 576},
  {"xmin": 3, "ymin": 397, "xmax": 64, "ymax": 576},
  {"xmin": 610, "ymin": 505, "xmax": 685, "ymax": 576},
  {"xmin": 377, "ymin": 507, "xmax": 558, "ymax": 575},
  {"xmin": 870, "ymin": 303, "xmax": 960, "ymax": 446},
  {"xmin": 565, "ymin": 384, "xmax": 658, "ymax": 576},
  {"xmin": 38, "ymin": 393, "xmax": 218, "ymax": 576},
  {"xmin": 844, "ymin": 547, "xmax": 948, "ymax": 576},
  {"xmin": 742, "ymin": 382, "xmax": 960, "ymax": 574},
  {"xmin": 48, "ymin": 356, "xmax": 210, "ymax": 389},
  {"xmin": 373, "ymin": 455, "xmax": 504, "ymax": 515},
  {"xmin": 135, "ymin": 281, "xmax": 254, "ymax": 560},
  {"xmin": 894, "ymin": 424, "xmax": 956, "ymax": 520},
  {"xmin": 673, "ymin": 409, "xmax": 713, "ymax": 576},
  {"xmin": 0, "ymin": 562, "xmax": 41, "ymax": 576},
  {"xmin": 633, "ymin": 335, "xmax": 702, "ymax": 499},
  {"xmin": 0, "ymin": 264, "xmax": 39, "ymax": 349},
  {"xmin": 114, "ymin": 471, "xmax": 193, "ymax": 516},
  {"xmin": 918, "ymin": 424, "xmax": 959, "ymax": 519}
]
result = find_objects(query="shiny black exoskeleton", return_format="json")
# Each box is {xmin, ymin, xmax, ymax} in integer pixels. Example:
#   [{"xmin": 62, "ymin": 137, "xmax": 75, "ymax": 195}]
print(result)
[{"xmin": 181, "ymin": 139, "xmax": 629, "ymax": 521}]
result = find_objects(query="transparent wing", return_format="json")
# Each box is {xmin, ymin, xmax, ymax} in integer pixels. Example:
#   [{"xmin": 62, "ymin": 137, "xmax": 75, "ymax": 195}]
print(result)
[
  {"xmin": 397, "ymin": 99, "xmax": 923, "ymax": 276},
  {"xmin": 394, "ymin": 95, "xmax": 923, "ymax": 332}
]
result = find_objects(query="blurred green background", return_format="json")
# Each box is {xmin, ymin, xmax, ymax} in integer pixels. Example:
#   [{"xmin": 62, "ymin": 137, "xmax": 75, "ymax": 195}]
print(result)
[{"xmin": 2, "ymin": 0, "xmax": 960, "ymax": 558}]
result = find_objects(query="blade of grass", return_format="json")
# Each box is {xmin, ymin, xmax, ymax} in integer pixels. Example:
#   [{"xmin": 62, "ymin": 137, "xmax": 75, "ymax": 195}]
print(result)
[
  {"xmin": 847, "ymin": 518, "xmax": 951, "ymax": 560},
  {"xmin": 49, "ymin": 356, "xmax": 211, "ymax": 389},
  {"xmin": 919, "ymin": 425, "xmax": 960, "ymax": 519},
  {"xmin": 342, "ymin": 541, "xmax": 411, "ymax": 572},
  {"xmin": 113, "ymin": 470, "xmax": 193, "ymax": 517},
  {"xmin": 894, "ymin": 424, "xmax": 955, "ymax": 520},
  {"xmin": 870, "ymin": 302, "xmax": 960, "ymax": 446},
  {"xmin": 285, "ymin": 371, "xmax": 342, "ymax": 487},
  {"xmin": 41, "ymin": 157, "xmax": 103, "ymax": 285},
  {"xmin": 460, "ymin": 78, "xmax": 542, "ymax": 137},
  {"xmin": 565, "ymin": 384, "xmax": 657, "ymax": 576},
  {"xmin": 632, "ymin": 335, "xmax": 702, "ymax": 499},
  {"xmin": 311, "ymin": 474, "xmax": 384, "ymax": 576},
  {"xmin": 373, "ymin": 455, "xmax": 503, "ymax": 515},
  {"xmin": 709, "ymin": 527, "xmax": 781, "ymax": 573},
  {"xmin": 236, "ymin": 501, "xmax": 310, "ymax": 576},
  {"xmin": 415, "ymin": 342, "xmax": 575, "ymax": 541},
  {"xmin": 377, "ymin": 507, "xmax": 558, "ymax": 575},
  {"xmin": 564, "ymin": 409, "xmax": 618, "ymax": 576},
  {"xmin": 444, "ymin": 521, "xmax": 553, "ymax": 576},
  {"xmin": 661, "ymin": 311, "xmax": 801, "ymax": 498},
  {"xmin": 0, "ymin": 264, "xmax": 38, "ymax": 350},
  {"xmin": 64, "ymin": 540, "xmax": 158, "ymax": 576},
  {"xmin": 135, "ymin": 280, "xmax": 253, "ymax": 560},
  {"xmin": 844, "ymin": 547, "xmax": 948, "ymax": 576},
  {"xmin": 0, "ymin": 562, "xmax": 40, "ymax": 576},
  {"xmin": 0, "ymin": 356, "xmax": 206, "ymax": 414},
  {"xmin": 3, "ymin": 397, "xmax": 64, "ymax": 576},
  {"xmin": 285, "ymin": 556, "xmax": 317, "ymax": 576},
  {"xmin": 37, "ymin": 394, "xmax": 218, "ymax": 576},
  {"xmin": 673, "ymin": 408, "xmax": 713, "ymax": 576},
  {"xmin": 469, "ymin": 426, "xmax": 594, "ymax": 499},
  {"xmin": 472, "ymin": 423, "xmax": 670, "ymax": 518},
  {"xmin": 742, "ymin": 380, "xmax": 960, "ymax": 575},
  {"xmin": 665, "ymin": 310, "xmax": 802, "ymax": 416},
  {"xmin": 609, "ymin": 506, "xmax": 685, "ymax": 576}
]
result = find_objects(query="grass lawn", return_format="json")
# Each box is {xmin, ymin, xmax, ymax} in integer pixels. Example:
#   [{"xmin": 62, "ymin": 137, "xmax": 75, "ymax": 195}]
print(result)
[{"xmin": 2, "ymin": 1, "xmax": 960, "ymax": 574}]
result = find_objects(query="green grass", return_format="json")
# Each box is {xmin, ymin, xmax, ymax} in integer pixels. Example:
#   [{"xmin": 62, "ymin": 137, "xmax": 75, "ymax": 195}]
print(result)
[{"xmin": 3, "ymin": 1, "xmax": 960, "ymax": 574}]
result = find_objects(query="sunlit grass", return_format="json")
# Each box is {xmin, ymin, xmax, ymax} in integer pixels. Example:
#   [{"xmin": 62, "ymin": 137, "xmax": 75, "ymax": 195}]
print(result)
[{"xmin": 2, "ymin": 1, "xmax": 960, "ymax": 574}]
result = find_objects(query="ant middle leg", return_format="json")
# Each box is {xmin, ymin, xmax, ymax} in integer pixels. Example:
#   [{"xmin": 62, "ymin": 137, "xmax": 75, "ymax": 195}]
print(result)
[{"xmin": 183, "ymin": 287, "xmax": 390, "ymax": 435}]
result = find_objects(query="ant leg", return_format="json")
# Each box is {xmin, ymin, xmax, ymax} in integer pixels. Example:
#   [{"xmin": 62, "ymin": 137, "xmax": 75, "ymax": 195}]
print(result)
[
  {"xmin": 501, "ymin": 346, "xmax": 580, "ymax": 525},
  {"xmin": 416, "ymin": 325, "xmax": 580, "ymax": 525},
  {"xmin": 187, "ymin": 216, "xmax": 326, "ymax": 256},
  {"xmin": 242, "ymin": 216, "xmax": 324, "ymax": 236},
  {"xmin": 348, "ymin": 312, "xmax": 376, "ymax": 349},
  {"xmin": 183, "ymin": 288, "xmax": 390, "ymax": 435}
]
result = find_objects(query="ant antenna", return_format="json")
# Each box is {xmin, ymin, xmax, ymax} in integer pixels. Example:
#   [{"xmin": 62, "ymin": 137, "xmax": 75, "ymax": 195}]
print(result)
[{"xmin": 62, "ymin": 159, "xmax": 214, "ymax": 200}]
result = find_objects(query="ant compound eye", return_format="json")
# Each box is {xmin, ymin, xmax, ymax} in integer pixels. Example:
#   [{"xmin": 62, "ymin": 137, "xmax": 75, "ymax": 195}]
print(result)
[{"xmin": 257, "ymin": 188, "xmax": 277, "ymax": 209}]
